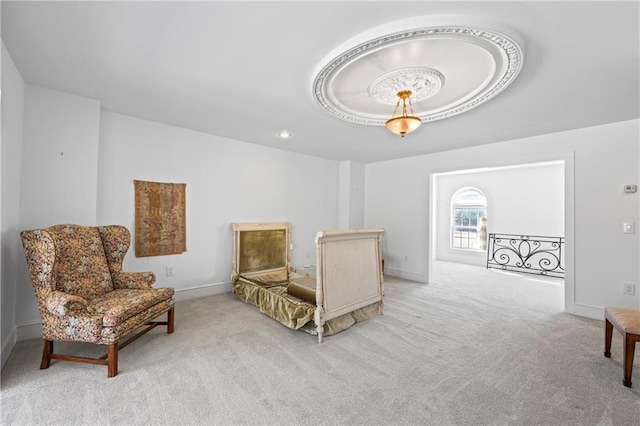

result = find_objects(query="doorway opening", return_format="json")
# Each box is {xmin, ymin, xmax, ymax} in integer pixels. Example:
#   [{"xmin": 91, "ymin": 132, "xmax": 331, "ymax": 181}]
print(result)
[{"xmin": 429, "ymin": 160, "xmax": 567, "ymax": 306}]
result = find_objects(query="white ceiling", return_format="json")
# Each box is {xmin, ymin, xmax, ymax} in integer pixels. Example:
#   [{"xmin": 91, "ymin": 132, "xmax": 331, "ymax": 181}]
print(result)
[{"xmin": 2, "ymin": 1, "xmax": 639, "ymax": 163}]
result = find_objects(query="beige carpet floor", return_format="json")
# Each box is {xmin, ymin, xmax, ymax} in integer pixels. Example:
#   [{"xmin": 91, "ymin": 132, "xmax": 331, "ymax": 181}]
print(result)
[{"xmin": 1, "ymin": 261, "xmax": 639, "ymax": 425}]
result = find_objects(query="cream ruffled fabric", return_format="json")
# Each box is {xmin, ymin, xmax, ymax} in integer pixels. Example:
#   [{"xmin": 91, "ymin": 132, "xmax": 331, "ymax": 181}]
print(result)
[{"xmin": 233, "ymin": 275, "xmax": 382, "ymax": 337}]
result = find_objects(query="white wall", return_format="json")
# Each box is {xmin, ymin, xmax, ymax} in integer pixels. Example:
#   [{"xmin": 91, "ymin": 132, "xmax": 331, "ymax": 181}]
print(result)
[
  {"xmin": 1, "ymin": 42, "xmax": 25, "ymax": 367},
  {"xmin": 338, "ymin": 160, "xmax": 365, "ymax": 229},
  {"xmin": 435, "ymin": 162, "xmax": 564, "ymax": 265},
  {"xmin": 14, "ymin": 85, "xmax": 101, "ymax": 339},
  {"xmin": 97, "ymin": 111, "xmax": 339, "ymax": 295},
  {"xmin": 20, "ymin": 86, "xmax": 101, "ymax": 228},
  {"xmin": 365, "ymin": 120, "xmax": 640, "ymax": 318}
]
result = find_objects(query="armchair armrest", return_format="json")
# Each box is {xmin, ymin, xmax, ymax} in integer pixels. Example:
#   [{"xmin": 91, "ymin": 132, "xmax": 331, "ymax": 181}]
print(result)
[
  {"xmin": 111, "ymin": 271, "xmax": 156, "ymax": 290},
  {"xmin": 45, "ymin": 291, "xmax": 89, "ymax": 317}
]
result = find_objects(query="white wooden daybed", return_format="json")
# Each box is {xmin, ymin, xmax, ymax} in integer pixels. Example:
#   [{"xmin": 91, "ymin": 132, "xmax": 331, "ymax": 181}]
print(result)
[{"xmin": 230, "ymin": 222, "xmax": 384, "ymax": 342}]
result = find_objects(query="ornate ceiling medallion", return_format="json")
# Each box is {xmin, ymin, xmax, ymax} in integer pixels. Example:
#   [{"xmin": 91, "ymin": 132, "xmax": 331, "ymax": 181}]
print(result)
[
  {"xmin": 369, "ymin": 67, "xmax": 444, "ymax": 105},
  {"xmin": 312, "ymin": 20, "xmax": 524, "ymax": 127}
]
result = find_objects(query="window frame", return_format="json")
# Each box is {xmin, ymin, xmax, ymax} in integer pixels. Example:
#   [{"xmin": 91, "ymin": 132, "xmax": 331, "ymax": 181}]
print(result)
[{"xmin": 450, "ymin": 187, "xmax": 487, "ymax": 251}]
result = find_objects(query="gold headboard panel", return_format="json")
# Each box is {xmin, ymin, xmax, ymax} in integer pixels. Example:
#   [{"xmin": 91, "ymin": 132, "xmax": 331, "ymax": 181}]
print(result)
[{"xmin": 231, "ymin": 222, "xmax": 291, "ymax": 278}]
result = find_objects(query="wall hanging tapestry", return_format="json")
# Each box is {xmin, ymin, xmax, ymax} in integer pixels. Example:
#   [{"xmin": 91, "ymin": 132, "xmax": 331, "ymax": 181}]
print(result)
[{"xmin": 134, "ymin": 179, "xmax": 186, "ymax": 257}]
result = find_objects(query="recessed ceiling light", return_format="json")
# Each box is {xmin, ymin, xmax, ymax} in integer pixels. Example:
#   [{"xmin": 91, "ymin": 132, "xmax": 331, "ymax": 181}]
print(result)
[{"xmin": 278, "ymin": 131, "xmax": 292, "ymax": 139}]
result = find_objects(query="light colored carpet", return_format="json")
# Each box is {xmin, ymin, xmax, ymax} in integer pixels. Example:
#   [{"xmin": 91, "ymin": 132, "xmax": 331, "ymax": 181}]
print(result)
[{"xmin": 2, "ymin": 261, "xmax": 639, "ymax": 425}]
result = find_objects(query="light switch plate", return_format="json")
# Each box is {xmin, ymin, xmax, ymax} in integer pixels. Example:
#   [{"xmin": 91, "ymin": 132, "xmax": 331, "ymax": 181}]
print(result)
[{"xmin": 623, "ymin": 222, "xmax": 636, "ymax": 234}]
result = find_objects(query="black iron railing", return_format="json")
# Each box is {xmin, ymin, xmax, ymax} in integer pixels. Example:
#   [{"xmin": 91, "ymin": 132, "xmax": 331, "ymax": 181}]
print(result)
[{"xmin": 486, "ymin": 233, "xmax": 565, "ymax": 278}]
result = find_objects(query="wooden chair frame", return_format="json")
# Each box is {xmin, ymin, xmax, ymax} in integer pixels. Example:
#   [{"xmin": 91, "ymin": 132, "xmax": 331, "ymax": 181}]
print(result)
[{"xmin": 40, "ymin": 308, "xmax": 174, "ymax": 377}]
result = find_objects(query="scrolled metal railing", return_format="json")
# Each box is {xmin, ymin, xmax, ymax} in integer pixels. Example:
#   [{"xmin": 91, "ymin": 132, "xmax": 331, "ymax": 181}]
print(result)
[{"xmin": 486, "ymin": 233, "xmax": 565, "ymax": 278}]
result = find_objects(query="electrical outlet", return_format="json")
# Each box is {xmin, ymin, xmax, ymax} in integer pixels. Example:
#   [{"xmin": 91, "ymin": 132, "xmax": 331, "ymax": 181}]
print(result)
[
  {"xmin": 622, "ymin": 282, "xmax": 636, "ymax": 295},
  {"xmin": 166, "ymin": 266, "xmax": 174, "ymax": 277},
  {"xmin": 623, "ymin": 222, "xmax": 636, "ymax": 234}
]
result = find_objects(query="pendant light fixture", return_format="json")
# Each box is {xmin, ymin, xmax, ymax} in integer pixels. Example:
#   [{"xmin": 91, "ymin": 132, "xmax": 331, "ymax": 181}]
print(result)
[{"xmin": 385, "ymin": 90, "xmax": 422, "ymax": 137}]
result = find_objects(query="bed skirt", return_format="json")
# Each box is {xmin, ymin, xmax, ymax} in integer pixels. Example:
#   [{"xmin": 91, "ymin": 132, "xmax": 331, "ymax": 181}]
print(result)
[{"xmin": 233, "ymin": 277, "xmax": 382, "ymax": 337}]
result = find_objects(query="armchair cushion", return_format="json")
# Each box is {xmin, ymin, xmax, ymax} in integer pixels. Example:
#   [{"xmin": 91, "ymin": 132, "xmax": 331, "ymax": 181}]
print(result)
[{"xmin": 91, "ymin": 288, "xmax": 175, "ymax": 327}]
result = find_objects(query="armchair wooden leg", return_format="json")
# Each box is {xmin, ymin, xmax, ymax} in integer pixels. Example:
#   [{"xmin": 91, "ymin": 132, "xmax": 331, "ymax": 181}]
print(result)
[
  {"xmin": 604, "ymin": 318, "xmax": 613, "ymax": 357},
  {"xmin": 167, "ymin": 307, "xmax": 175, "ymax": 334},
  {"xmin": 40, "ymin": 340, "xmax": 53, "ymax": 369},
  {"xmin": 623, "ymin": 334, "xmax": 635, "ymax": 388},
  {"xmin": 107, "ymin": 343, "xmax": 118, "ymax": 378}
]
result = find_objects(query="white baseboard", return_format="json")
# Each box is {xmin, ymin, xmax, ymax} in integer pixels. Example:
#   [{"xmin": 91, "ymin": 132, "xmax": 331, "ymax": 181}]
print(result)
[
  {"xmin": 16, "ymin": 320, "xmax": 43, "ymax": 342},
  {"xmin": 384, "ymin": 268, "xmax": 426, "ymax": 283},
  {"xmin": 174, "ymin": 281, "xmax": 232, "ymax": 301},
  {"xmin": 565, "ymin": 303, "xmax": 604, "ymax": 321},
  {"xmin": 1, "ymin": 327, "xmax": 18, "ymax": 370},
  {"xmin": 436, "ymin": 254, "xmax": 486, "ymax": 266}
]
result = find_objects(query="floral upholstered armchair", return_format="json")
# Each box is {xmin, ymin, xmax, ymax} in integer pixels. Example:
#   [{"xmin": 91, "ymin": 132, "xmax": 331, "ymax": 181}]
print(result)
[{"xmin": 21, "ymin": 224, "xmax": 175, "ymax": 377}]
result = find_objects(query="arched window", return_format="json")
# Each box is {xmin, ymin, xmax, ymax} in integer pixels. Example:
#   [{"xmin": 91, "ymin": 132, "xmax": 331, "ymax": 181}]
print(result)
[{"xmin": 451, "ymin": 188, "xmax": 487, "ymax": 250}]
